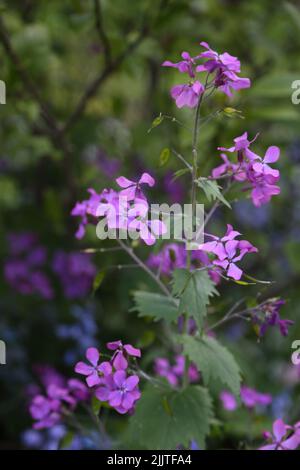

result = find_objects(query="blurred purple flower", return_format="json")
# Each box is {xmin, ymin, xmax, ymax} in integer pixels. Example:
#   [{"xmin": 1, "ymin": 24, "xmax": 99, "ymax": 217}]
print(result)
[{"xmin": 52, "ymin": 251, "xmax": 96, "ymax": 299}]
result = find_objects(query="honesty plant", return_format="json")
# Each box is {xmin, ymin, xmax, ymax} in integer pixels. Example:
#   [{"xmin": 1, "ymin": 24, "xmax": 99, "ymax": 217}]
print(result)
[{"xmin": 28, "ymin": 40, "xmax": 295, "ymax": 450}]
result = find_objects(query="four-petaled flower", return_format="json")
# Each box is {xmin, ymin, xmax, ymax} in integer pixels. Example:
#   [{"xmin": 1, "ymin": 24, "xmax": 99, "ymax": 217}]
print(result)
[
  {"xmin": 108, "ymin": 371, "xmax": 141, "ymax": 414},
  {"xmin": 75, "ymin": 347, "xmax": 112, "ymax": 387},
  {"xmin": 259, "ymin": 419, "xmax": 300, "ymax": 450},
  {"xmin": 116, "ymin": 173, "xmax": 155, "ymax": 201}
]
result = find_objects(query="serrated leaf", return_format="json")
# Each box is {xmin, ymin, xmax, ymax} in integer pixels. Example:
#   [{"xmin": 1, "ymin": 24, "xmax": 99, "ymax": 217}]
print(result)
[
  {"xmin": 180, "ymin": 335, "xmax": 241, "ymax": 397},
  {"xmin": 127, "ymin": 385, "xmax": 213, "ymax": 449},
  {"xmin": 159, "ymin": 147, "xmax": 170, "ymax": 167},
  {"xmin": 172, "ymin": 269, "xmax": 218, "ymax": 329},
  {"xmin": 132, "ymin": 291, "xmax": 179, "ymax": 323},
  {"xmin": 196, "ymin": 178, "xmax": 231, "ymax": 208}
]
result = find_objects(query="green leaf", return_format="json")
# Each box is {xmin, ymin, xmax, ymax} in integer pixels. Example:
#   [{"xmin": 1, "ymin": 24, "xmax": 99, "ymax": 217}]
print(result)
[
  {"xmin": 93, "ymin": 270, "xmax": 105, "ymax": 293},
  {"xmin": 127, "ymin": 385, "xmax": 213, "ymax": 449},
  {"xmin": 180, "ymin": 335, "xmax": 241, "ymax": 397},
  {"xmin": 196, "ymin": 178, "xmax": 231, "ymax": 208},
  {"xmin": 132, "ymin": 291, "xmax": 179, "ymax": 324},
  {"xmin": 172, "ymin": 168, "xmax": 190, "ymax": 181},
  {"xmin": 172, "ymin": 269, "xmax": 218, "ymax": 329},
  {"xmin": 159, "ymin": 147, "xmax": 170, "ymax": 167},
  {"xmin": 92, "ymin": 396, "xmax": 102, "ymax": 416},
  {"xmin": 59, "ymin": 431, "xmax": 74, "ymax": 449}
]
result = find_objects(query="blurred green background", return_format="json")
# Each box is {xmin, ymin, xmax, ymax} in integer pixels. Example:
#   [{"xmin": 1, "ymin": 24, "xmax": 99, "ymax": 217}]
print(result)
[{"xmin": 0, "ymin": 0, "xmax": 300, "ymax": 449}]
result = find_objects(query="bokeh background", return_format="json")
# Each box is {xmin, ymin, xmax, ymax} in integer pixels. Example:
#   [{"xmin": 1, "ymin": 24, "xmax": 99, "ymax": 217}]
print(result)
[{"xmin": 0, "ymin": 0, "xmax": 300, "ymax": 449}]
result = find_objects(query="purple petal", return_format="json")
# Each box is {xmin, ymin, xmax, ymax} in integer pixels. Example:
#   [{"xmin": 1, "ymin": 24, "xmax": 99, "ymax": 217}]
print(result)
[
  {"xmin": 86, "ymin": 347, "xmax": 99, "ymax": 367},
  {"xmin": 113, "ymin": 352, "xmax": 128, "ymax": 370},
  {"xmin": 107, "ymin": 340, "xmax": 122, "ymax": 351},
  {"xmin": 264, "ymin": 146, "xmax": 280, "ymax": 164},
  {"xmin": 86, "ymin": 371, "xmax": 101, "ymax": 387},
  {"xmin": 95, "ymin": 386, "xmax": 110, "ymax": 401},
  {"xmin": 113, "ymin": 370, "xmax": 127, "ymax": 388},
  {"xmin": 124, "ymin": 375, "xmax": 139, "ymax": 391},
  {"xmin": 109, "ymin": 390, "xmax": 122, "ymax": 407},
  {"xmin": 139, "ymin": 173, "xmax": 155, "ymax": 187},
  {"xmin": 98, "ymin": 361, "xmax": 112, "ymax": 376},
  {"xmin": 273, "ymin": 419, "xmax": 287, "ymax": 441},
  {"xmin": 227, "ymin": 263, "xmax": 243, "ymax": 280},
  {"xmin": 75, "ymin": 362, "xmax": 93, "ymax": 376},
  {"xmin": 122, "ymin": 393, "xmax": 135, "ymax": 410},
  {"xmin": 116, "ymin": 176, "xmax": 134, "ymax": 188},
  {"xmin": 124, "ymin": 344, "xmax": 141, "ymax": 358}
]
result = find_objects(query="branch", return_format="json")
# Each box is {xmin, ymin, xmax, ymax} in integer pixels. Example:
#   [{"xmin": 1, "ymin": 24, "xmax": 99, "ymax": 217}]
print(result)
[
  {"xmin": 0, "ymin": 17, "xmax": 76, "ymax": 200},
  {"xmin": 93, "ymin": 0, "xmax": 112, "ymax": 66},
  {"xmin": 62, "ymin": 25, "xmax": 148, "ymax": 133},
  {"xmin": 0, "ymin": 17, "xmax": 58, "ymax": 134}
]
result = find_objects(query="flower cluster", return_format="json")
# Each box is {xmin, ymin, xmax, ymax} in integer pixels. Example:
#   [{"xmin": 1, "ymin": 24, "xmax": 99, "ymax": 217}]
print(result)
[
  {"xmin": 198, "ymin": 224, "xmax": 258, "ymax": 280},
  {"xmin": 147, "ymin": 242, "xmax": 221, "ymax": 284},
  {"xmin": 4, "ymin": 233, "xmax": 97, "ymax": 300},
  {"xmin": 220, "ymin": 385, "xmax": 272, "ymax": 411},
  {"xmin": 251, "ymin": 299, "xmax": 293, "ymax": 337},
  {"xmin": 154, "ymin": 355, "xmax": 199, "ymax": 387},
  {"xmin": 75, "ymin": 342, "xmax": 141, "ymax": 414},
  {"xmin": 259, "ymin": 419, "xmax": 300, "ymax": 450},
  {"xmin": 71, "ymin": 173, "xmax": 166, "ymax": 245},
  {"xmin": 4, "ymin": 232, "xmax": 53, "ymax": 299},
  {"xmin": 52, "ymin": 251, "xmax": 96, "ymax": 299},
  {"xmin": 162, "ymin": 42, "xmax": 250, "ymax": 108},
  {"xmin": 29, "ymin": 377, "xmax": 89, "ymax": 429},
  {"xmin": 212, "ymin": 133, "xmax": 281, "ymax": 207}
]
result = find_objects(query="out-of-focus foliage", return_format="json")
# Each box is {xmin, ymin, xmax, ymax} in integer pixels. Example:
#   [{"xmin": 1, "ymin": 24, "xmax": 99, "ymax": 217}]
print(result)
[{"xmin": 0, "ymin": 0, "xmax": 300, "ymax": 449}]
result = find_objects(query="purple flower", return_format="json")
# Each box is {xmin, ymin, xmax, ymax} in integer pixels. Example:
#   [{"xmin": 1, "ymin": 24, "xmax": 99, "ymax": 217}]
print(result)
[
  {"xmin": 29, "ymin": 384, "xmax": 75, "ymax": 430},
  {"xmin": 108, "ymin": 370, "xmax": 140, "ymax": 414},
  {"xmin": 199, "ymin": 224, "xmax": 241, "ymax": 261},
  {"xmin": 197, "ymin": 42, "xmax": 251, "ymax": 97},
  {"xmin": 211, "ymin": 153, "xmax": 242, "ymax": 180},
  {"xmin": 163, "ymin": 171, "xmax": 185, "ymax": 203},
  {"xmin": 252, "ymin": 146, "xmax": 280, "ymax": 179},
  {"xmin": 198, "ymin": 226, "xmax": 258, "ymax": 280},
  {"xmin": 116, "ymin": 173, "xmax": 155, "ymax": 201},
  {"xmin": 162, "ymin": 51, "xmax": 198, "ymax": 78},
  {"xmin": 197, "ymin": 42, "xmax": 241, "ymax": 74},
  {"xmin": 7, "ymin": 232, "xmax": 37, "ymax": 255},
  {"xmin": 240, "ymin": 386, "xmax": 272, "ymax": 408},
  {"xmin": 252, "ymin": 299, "xmax": 293, "ymax": 337},
  {"xmin": 219, "ymin": 391, "xmax": 237, "ymax": 411},
  {"xmin": 29, "ymin": 395, "xmax": 61, "ymax": 430},
  {"xmin": 259, "ymin": 419, "xmax": 300, "ymax": 450},
  {"xmin": 170, "ymin": 81, "xmax": 204, "ymax": 109},
  {"xmin": 71, "ymin": 188, "xmax": 109, "ymax": 239},
  {"xmin": 213, "ymin": 239, "xmax": 258, "ymax": 280},
  {"xmin": 154, "ymin": 355, "xmax": 199, "ymax": 387},
  {"xmin": 107, "ymin": 340, "xmax": 141, "ymax": 370},
  {"xmin": 214, "ymin": 133, "xmax": 281, "ymax": 207},
  {"xmin": 4, "ymin": 233, "xmax": 53, "ymax": 299},
  {"xmin": 147, "ymin": 243, "xmax": 221, "ymax": 284},
  {"xmin": 52, "ymin": 251, "xmax": 96, "ymax": 299},
  {"xmin": 218, "ymin": 132, "xmax": 259, "ymax": 162},
  {"xmin": 147, "ymin": 243, "xmax": 187, "ymax": 276},
  {"xmin": 75, "ymin": 347, "xmax": 112, "ymax": 387}
]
